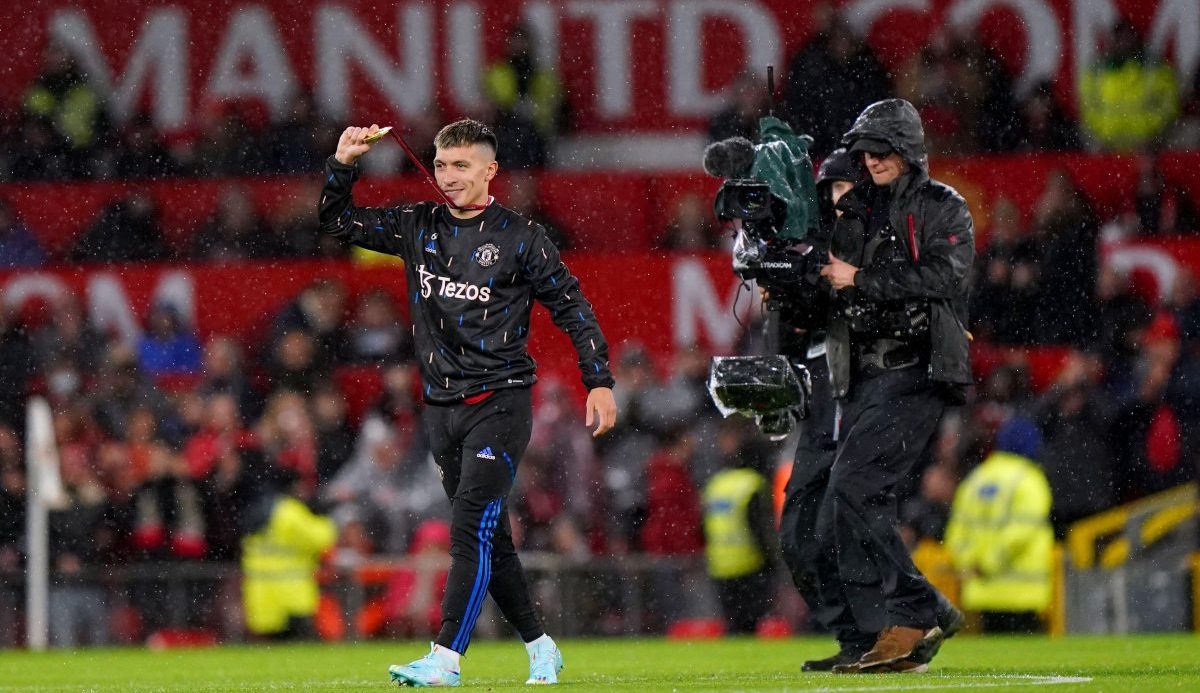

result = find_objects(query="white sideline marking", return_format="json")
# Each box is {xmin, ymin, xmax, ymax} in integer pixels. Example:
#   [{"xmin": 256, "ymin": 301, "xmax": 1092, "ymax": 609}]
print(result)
[{"xmin": 794, "ymin": 674, "xmax": 1094, "ymax": 692}]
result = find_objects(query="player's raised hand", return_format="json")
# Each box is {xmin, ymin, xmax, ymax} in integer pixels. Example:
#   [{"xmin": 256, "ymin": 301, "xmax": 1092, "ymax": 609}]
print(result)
[
  {"xmin": 585, "ymin": 386, "xmax": 617, "ymax": 438},
  {"xmin": 335, "ymin": 124, "xmax": 382, "ymax": 165}
]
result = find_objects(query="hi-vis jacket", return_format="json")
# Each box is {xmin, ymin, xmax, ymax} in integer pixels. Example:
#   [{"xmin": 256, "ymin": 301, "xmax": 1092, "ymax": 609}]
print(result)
[
  {"xmin": 703, "ymin": 468, "xmax": 770, "ymax": 580},
  {"xmin": 944, "ymin": 451, "xmax": 1054, "ymax": 612},
  {"xmin": 1080, "ymin": 57, "xmax": 1179, "ymax": 151},
  {"xmin": 241, "ymin": 496, "xmax": 337, "ymax": 635}
]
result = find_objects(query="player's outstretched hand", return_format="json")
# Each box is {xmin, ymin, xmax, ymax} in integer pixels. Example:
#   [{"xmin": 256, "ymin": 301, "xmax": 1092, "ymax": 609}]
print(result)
[
  {"xmin": 585, "ymin": 387, "xmax": 617, "ymax": 438},
  {"xmin": 335, "ymin": 124, "xmax": 382, "ymax": 165}
]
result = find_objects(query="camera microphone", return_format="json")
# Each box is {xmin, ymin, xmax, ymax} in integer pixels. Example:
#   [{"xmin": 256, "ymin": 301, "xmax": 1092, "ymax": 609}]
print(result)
[{"xmin": 703, "ymin": 136, "xmax": 756, "ymax": 179}]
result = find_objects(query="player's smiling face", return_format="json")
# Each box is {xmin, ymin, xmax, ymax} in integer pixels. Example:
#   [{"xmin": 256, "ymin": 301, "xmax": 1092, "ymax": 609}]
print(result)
[{"xmin": 434, "ymin": 143, "xmax": 497, "ymax": 211}]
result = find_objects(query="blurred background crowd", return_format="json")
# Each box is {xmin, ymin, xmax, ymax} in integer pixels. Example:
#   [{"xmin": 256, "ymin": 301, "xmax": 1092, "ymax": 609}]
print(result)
[{"xmin": 4, "ymin": 8, "xmax": 1199, "ymax": 188}]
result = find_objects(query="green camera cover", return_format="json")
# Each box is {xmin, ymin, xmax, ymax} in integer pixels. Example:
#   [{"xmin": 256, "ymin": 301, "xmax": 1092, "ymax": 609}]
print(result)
[{"xmin": 750, "ymin": 116, "xmax": 819, "ymax": 241}]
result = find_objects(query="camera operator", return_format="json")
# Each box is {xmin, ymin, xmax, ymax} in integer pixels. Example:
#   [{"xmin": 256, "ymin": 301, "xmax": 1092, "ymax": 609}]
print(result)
[
  {"xmin": 769, "ymin": 148, "xmax": 858, "ymax": 663},
  {"xmin": 774, "ymin": 149, "xmax": 964, "ymax": 674},
  {"xmin": 815, "ymin": 99, "xmax": 974, "ymax": 673}
]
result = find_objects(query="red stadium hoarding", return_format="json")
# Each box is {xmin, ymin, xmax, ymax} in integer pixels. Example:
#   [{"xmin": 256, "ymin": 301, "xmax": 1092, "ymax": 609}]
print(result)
[
  {"xmin": 0, "ymin": 172, "xmax": 718, "ymax": 255},
  {"xmin": 4, "ymin": 150, "xmax": 1199, "ymax": 255},
  {"xmin": 3, "ymin": 237, "xmax": 1199, "ymax": 392},
  {"xmin": 2, "ymin": 0, "xmax": 1194, "ymax": 141},
  {"xmin": 0, "ymin": 254, "xmax": 759, "ymax": 388}
]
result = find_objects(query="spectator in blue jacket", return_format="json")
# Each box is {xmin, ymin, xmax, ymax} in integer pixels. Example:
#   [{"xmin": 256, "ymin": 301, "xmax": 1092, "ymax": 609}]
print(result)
[
  {"xmin": 137, "ymin": 302, "xmax": 202, "ymax": 375},
  {"xmin": 0, "ymin": 200, "xmax": 46, "ymax": 268}
]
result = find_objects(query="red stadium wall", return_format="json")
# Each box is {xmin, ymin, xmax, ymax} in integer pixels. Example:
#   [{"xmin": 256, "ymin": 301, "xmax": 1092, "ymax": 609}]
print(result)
[
  {"xmin": 0, "ymin": 254, "xmax": 757, "ymax": 398},
  {"xmin": 4, "ymin": 236, "xmax": 1200, "ymax": 406},
  {"xmin": 4, "ymin": 150, "xmax": 1200, "ymax": 408},
  {"xmin": 0, "ymin": 173, "xmax": 720, "ymax": 255},
  {"xmin": 3, "ymin": 151, "xmax": 1200, "ymax": 253},
  {"xmin": 0, "ymin": 0, "xmax": 1192, "ymax": 136}
]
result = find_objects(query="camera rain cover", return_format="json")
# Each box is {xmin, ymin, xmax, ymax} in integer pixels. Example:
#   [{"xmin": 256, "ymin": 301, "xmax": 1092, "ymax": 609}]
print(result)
[
  {"xmin": 751, "ymin": 116, "xmax": 818, "ymax": 241},
  {"xmin": 708, "ymin": 355, "xmax": 809, "ymax": 418}
]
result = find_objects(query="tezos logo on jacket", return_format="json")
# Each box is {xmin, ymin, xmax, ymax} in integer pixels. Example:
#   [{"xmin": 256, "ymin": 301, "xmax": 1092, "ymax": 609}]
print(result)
[{"xmin": 417, "ymin": 265, "xmax": 492, "ymax": 302}]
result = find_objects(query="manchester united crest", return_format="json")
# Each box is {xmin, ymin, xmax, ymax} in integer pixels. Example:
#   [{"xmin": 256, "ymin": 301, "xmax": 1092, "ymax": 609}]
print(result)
[{"xmin": 474, "ymin": 243, "xmax": 500, "ymax": 267}]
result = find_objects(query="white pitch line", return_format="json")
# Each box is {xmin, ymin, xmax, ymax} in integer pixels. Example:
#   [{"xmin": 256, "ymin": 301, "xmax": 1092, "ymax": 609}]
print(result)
[{"xmin": 783, "ymin": 674, "xmax": 1094, "ymax": 692}]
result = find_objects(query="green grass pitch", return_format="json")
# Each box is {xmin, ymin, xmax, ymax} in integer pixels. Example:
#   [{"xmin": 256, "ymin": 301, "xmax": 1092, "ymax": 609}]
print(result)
[{"xmin": 2, "ymin": 634, "xmax": 1198, "ymax": 691}]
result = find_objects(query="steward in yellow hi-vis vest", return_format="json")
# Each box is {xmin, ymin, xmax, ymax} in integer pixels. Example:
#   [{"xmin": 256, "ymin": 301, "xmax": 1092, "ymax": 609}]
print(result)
[
  {"xmin": 705, "ymin": 468, "xmax": 768, "ymax": 578},
  {"xmin": 1079, "ymin": 21, "xmax": 1180, "ymax": 152},
  {"xmin": 944, "ymin": 417, "xmax": 1052, "ymax": 633},
  {"xmin": 703, "ymin": 448, "xmax": 777, "ymax": 634},
  {"xmin": 242, "ymin": 495, "xmax": 337, "ymax": 637}
]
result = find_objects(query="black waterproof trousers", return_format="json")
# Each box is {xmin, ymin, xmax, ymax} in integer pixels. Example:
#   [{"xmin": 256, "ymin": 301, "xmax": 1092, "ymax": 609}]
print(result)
[
  {"xmin": 818, "ymin": 365, "xmax": 943, "ymax": 634},
  {"xmin": 425, "ymin": 387, "xmax": 544, "ymax": 653},
  {"xmin": 779, "ymin": 354, "xmax": 875, "ymax": 652}
]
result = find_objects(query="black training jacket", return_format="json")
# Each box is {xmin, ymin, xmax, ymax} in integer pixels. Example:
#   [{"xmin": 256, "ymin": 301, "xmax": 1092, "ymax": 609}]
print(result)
[{"xmin": 318, "ymin": 156, "xmax": 615, "ymax": 403}]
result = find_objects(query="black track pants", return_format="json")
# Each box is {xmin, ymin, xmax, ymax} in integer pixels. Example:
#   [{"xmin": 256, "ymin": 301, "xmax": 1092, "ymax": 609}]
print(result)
[{"xmin": 425, "ymin": 387, "xmax": 543, "ymax": 653}]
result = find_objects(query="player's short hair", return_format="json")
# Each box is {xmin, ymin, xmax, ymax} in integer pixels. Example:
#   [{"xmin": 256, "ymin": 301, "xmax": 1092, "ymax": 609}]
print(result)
[{"xmin": 434, "ymin": 119, "xmax": 498, "ymax": 157}]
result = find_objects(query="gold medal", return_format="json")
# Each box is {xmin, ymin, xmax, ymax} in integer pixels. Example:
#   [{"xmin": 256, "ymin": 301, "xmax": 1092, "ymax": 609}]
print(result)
[{"xmin": 362, "ymin": 126, "xmax": 393, "ymax": 144}]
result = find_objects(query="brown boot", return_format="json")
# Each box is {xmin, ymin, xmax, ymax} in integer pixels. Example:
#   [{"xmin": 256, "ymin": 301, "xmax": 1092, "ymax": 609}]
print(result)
[
  {"xmin": 833, "ymin": 626, "xmax": 934, "ymax": 673},
  {"xmin": 868, "ymin": 660, "xmax": 929, "ymax": 674}
]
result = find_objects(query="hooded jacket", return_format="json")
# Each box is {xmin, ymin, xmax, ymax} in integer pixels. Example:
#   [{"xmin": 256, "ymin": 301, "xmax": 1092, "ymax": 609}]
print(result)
[{"xmin": 827, "ymin": 99, "xmax": 975, "ymax": 399}]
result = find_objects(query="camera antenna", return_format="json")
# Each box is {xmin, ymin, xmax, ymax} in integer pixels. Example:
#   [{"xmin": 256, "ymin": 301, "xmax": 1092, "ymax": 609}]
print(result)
[{"xmin": 766, "ymin": 65, "xmax": 775, "ymax": 117}]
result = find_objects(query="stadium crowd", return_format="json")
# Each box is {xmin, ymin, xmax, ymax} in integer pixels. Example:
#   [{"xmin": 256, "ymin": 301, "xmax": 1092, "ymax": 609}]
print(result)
[
  {"xmin": 1, "ymin": 5, "xmax": 1200, "ymax": 647},
  {"xmin": 3, "ymin": 9, "xmax": 1199, "ymax": 189}
]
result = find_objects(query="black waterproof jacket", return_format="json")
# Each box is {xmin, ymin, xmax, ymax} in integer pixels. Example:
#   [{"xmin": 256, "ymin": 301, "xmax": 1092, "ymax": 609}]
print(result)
[{"xmin": 827, "ymin": 99, "xmax": 975, "ymax": 400}]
